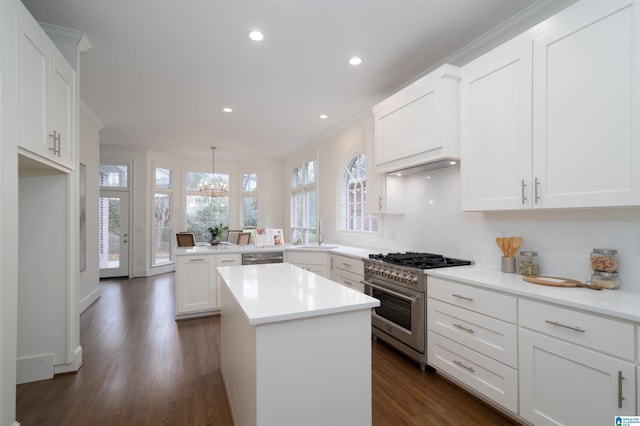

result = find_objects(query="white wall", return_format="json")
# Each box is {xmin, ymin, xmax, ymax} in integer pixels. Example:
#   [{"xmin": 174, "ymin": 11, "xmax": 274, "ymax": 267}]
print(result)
[
  {"xmin": 285, "ymin": 114, "xmax": 640, "ymax": 294},
  {"xmin": 79, "ymin": 104, "xmax": 101, "ymax": 312}
]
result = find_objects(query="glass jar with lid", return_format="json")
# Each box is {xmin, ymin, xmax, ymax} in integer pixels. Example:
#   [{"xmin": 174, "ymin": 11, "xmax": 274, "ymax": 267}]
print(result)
[
  {"xmin": 591, "ymin": 249, "xmax": 619, "ymax": 272},
  {"xmin": 518, "ymin": 251, "xmax": 540, "ymax": 275},
  {"xmin": 590, "ymin": 271, "xmax": 619, "ymax": 289}
]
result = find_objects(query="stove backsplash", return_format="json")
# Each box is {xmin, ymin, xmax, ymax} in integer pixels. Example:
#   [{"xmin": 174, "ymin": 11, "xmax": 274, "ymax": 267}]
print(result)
[{"xmin": 328, "ymin": 166, "xmax": 640, "ymax": 294}]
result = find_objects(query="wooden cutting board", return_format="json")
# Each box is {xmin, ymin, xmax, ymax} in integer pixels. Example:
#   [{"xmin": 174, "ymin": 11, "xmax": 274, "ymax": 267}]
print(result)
[{"xmin": 523, "ymin": 275, "xmax": 602, "ymax": 290}]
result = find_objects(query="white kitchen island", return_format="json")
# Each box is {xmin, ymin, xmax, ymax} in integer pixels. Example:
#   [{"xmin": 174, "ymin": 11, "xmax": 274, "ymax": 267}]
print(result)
[{"xmin": 217, "ymin": 263, "xmax": 380, "ymax": 426}]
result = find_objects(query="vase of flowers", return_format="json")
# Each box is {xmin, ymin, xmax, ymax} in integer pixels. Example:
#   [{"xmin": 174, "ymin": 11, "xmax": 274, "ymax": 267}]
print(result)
[{"xmin": 207, "ymin": 223, "xmax": 228, "ymax": 246}]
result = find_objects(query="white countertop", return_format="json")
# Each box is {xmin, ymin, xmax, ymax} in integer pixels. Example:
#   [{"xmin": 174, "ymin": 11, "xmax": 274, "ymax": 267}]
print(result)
[
  {"xmin": 217, "ymin": 263, "xmax": 379, "ymax": 325},
  {"xmin": 428, "ymin": 266, "xmax": 640, "ymax": 323},
  {"xmin": 175, "ymin": 243, "xmax": 372, "ymax": 261}
]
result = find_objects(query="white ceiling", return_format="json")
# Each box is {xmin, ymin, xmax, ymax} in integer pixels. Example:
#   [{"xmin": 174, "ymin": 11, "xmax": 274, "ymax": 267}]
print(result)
[{"xmin": 22, "ymin": 0, "xmax": 573, "ymax": 162}]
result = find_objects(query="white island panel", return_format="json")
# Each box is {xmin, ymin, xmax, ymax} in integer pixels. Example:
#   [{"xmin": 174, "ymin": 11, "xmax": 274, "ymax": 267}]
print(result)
[{"xmin": 219, "ymin": 263, "xmax": 378, "ymax": 426}]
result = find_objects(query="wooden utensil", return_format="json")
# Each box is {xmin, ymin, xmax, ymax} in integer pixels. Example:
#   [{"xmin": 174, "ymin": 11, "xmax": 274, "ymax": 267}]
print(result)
[
  {"xmin": 523, "ymin": 275, "xmax": 603, "ymax": 290},
  {"xmin": 510, "ymin": 236, "xmax": 522, "ymax": 257},
  {"xmin": 496, "ymin": 237, "xmax": 509, "ymax": 256}
]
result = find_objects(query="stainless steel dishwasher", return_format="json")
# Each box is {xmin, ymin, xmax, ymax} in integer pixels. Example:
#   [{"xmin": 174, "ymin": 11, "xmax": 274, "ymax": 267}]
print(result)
[{"xmin": 241, "ymin": 251, "xmax": 284, "ymax": 265}]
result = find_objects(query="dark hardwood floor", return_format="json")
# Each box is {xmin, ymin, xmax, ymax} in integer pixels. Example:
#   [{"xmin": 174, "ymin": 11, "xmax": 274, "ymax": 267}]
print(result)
[{"xmin": 17, "ymin": 273, "xmax": 519, "ymax": 425}]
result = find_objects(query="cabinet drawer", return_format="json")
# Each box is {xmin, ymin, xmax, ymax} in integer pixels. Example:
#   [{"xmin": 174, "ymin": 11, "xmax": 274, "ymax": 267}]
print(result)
[
  {"xmin": 330, "ymin": 254, "xmax": 364, "ymax": 275},
  {"xmin": 428, "ymin": 277, "xmax": 517, "ymax": 323},
  {"xmin": 216, "ymin": 253, "xmax": 241, "ymax": 266},
  {"xmin": 519, "ymin": 299, "xmax": 635, "ymax": 361},
  {"xmin": 286, "ymin": 251, "xmax": 328, "ymax": 265},
  {"xmin": 333, "ymin": 269, "xmax": 364, "ymax": 293},
  {"xmin": 428, "ymin": 331, "xmax": 518, "ymax": 414},
  {"xmin": 428, "ymin": 298, "xmax": 517, "ymax": 368}
]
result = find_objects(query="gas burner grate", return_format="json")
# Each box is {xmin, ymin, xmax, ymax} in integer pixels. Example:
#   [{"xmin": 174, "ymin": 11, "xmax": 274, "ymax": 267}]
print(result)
[{"xmin": 369, "ymin": 252, "xmax": 471, "ymax": 269}]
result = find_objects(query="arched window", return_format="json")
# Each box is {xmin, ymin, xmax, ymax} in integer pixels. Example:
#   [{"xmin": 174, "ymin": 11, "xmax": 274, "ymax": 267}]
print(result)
[{"xmin": 339, "ymin": 153, "xmax": 377, "ymax": 232}]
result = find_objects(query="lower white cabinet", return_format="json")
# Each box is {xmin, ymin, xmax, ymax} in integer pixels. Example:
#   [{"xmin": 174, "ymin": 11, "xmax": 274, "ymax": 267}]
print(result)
[
  {"xmin": 519, "ymin": 328, "xmax": 636, "ymax": 425},
  {"xmin": 519, "ymin": 299, "xmax": 637, "ymax": 425},
  {"xmin": 329, "ymin": 254, "xmax": 364, "ymax": 293},
  {"xmin": 286, "ymin": 251, "xmax": 329, "ymax": 278},
  {"xmin": 427, "ymin": 277, "xmax": 518, "ymax": 414},
  {"xmin": 175, "ymin": 254, "xmax": 217, "ymax": 319}
]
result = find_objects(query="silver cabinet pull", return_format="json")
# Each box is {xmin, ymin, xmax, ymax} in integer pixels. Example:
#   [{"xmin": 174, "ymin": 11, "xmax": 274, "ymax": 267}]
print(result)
[
  {"xmin": 49, "ymin": 131, "xmax": 57, "ymax": 153},
  {"xmin": 545, "ymin": 320, "xmax": 585, "ymax": 333},
  {"xmin": 534, "ymin": 177, "xmax": 541, "ymax": 203},
  {"xmin": 453, "ymin": 360, "xmax": 475, "ymax": 373},
  {"xmin": 521, "ymin": 179, "xmax": 527, "ymax": 204},
  {"xmin": 221, "ymin": 259, "xmax": 235, "ymax": 263},
  {"xmin": 453, "ymin": 323, "xmax": 475, "ymax": 334},
  {"xmin": 618, "ymin": 370, "xmax": 624, "ymax": 408},
  {"xmin": 343, "ymin": 279, "xmax": 353, "ymax": 286},
  {"xmin": 342, "ymin": 262, "xmax": 352, "ymax": 268},
  {"xmin": 55, "ymin": 131, "xmax": 61, "ymax": 155},
  {"xmin": 188, "ymin": 258, "xmax": 205, "ymax": 262},
  {"xmin": 378, "ymin": 196, "xmax": 383, "ymax": 211},
  {"xmin": 451, "ymin": 293, "xmax": 473, "ymax": 302}
]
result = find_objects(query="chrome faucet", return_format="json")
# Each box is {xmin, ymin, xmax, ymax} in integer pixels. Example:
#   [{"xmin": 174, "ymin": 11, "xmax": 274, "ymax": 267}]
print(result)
[{"xmin": 318, "ymin": 220, "xmax": 324, "ymax": 246}]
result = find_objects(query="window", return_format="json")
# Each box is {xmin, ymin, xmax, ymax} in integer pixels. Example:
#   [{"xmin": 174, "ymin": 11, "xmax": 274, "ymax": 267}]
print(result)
[
  {"xmin": 340, "ymin": 153, "xmax": 377, "ymax": 232},
  {"xmin": 153, "ymin": 167, "xmax": 172, "ymax": 265},
  {"xmin": 99, "ymin": 163, "xmax": 128, "ymax": 188},
  {"xmin": 185, "ymin": 170, "xmax": 230, "ymax": 242},
  {"xmin": 291, "ymin": 160, "xmax": 317, "ymax": 244},
  {"xmin": 242, "ymin": 173, "xmax": 258, "ymax": 228}
]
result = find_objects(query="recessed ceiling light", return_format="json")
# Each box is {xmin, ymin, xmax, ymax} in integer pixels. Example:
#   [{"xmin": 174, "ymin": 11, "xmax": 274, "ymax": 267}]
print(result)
[
  {"xmin": 319, "ymin": 114, "xmax": 328, "ymax": 119},
  {"xmin": 349, "ymin": 56, "xmax": 362, "ymax": 66},
  {"xmin": 223, "ymin": 107, "xmax": 233, "ymax": 113},
  {"xmin": 249, "ymin": 30, "xmax": 264, "ymax": 41}
]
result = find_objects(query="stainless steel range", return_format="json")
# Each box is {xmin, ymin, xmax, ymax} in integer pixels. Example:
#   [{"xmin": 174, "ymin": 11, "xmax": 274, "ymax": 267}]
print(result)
[{"xmin": 362, "ymin": 252, "xmax": 472, "ymax": 370}]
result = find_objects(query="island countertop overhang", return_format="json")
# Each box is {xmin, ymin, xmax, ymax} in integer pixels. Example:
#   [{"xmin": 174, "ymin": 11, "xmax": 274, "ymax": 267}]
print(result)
[{"xmin": 217, "ymin": 263, "xmax": 379, "ymax": 325}]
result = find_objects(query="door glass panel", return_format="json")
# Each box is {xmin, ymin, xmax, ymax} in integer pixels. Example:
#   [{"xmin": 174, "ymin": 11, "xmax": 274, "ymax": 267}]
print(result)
[
  {"xmin": 99, "ymin": 197, "xmax": 121, "ymax": 269},
  {"xmin": 99, "ymin": 164, "xmax": 128, "ymax": 188}
]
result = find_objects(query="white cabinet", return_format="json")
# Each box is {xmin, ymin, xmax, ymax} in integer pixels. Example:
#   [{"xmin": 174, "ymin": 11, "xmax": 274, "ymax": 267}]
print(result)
[
  {"xmin": 364, "ymin": 117, "xmax": 405, "ymax": 214},
  {"xmin": 17, "ymin": 2, "xmax": 75, "ymax": 171},
  {"xmin": 519, "ymin": 299, "xmax": 636, "ymax": 425},
  {"xmin": 286, "ymin": 251, "xmax": 329, "ymax": 278},
  {"xmin": 175, "ymin": 254, "xmax": 217, "ymax": 319},
  {"xmin": 329, "ymin": 254, "xmax": 364, "ymax": 293},
  {"xmin": 372, "ymin": 64, "xmax": 460, "ymax": 174},
  {"xmin": 461, "ymin": 0, "xmax": 640, "ymax": 210},
  {"xmin": 427, "ymin": 277, "xmax": 518, "ymax": 413}
]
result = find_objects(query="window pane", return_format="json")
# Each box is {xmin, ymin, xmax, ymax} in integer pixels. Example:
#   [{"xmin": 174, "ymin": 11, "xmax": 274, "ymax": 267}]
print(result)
[
  {"xmin": 100, "ymin": 164, "xmax": 128, "ymax": 188},
  {"xmin": 186, "ymin": 195, "xmax": 229, "ymax": 241},
  {"xmin": 154, "ymin": 193, "xmax": 171, "ymax": 265},
  {"xmin": 243, "ymin": 196, "xmax": 258, "ymax": 227},
  {"xmin": 155, "ymin": 167, "xmax": 171, "ymax": 189},
  {"xmin": 306, "ymin": 189, "xmax": 316, "ymax": 228},
  {"xmin": 340, "ymin": 153, "xmax": 377, "ymax": 233},
  {"xmin": 292, "ymin": 193, "xmax": 303, "ymax": 227},
  {"xmin": 242, "ymin": 173, "xmax": 257, "ymax": 192},
  {"xmin": 306, "ymin": 160, "xmax": 316, "ymax": 184},
  {"xmin": 292, "ymin": 166, "xmax": 303, "ymax": 188}
]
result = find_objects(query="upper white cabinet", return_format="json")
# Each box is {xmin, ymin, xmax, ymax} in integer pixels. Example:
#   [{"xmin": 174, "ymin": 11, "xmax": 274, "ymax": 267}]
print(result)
[
  {"xmin": 373, "ymin": 64, "xmax": 460, "ymax": 174},
  {"xmin": 461, "ymin": 0, "xmax": 640, "ymax": 210},
  {"xmin": 18, "ymin": 2, "xmax": 76, "ymax": 171}
]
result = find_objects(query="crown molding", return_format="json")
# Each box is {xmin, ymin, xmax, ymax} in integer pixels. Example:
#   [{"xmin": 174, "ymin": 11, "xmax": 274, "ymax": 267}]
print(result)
[{"xmin": 39, "ymin": 22, "xmax": 92, "ymax": 53}]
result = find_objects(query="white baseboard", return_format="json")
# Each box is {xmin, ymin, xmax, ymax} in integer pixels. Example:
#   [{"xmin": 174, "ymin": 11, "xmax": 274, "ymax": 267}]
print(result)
[
  {"xmin": 54, "ymin": 345, "xmax": 83, "ymax": 374},
  {"xmin": 16, "ymin": 353, "xmax": 54, "ymax": 384},
  {"xmin": 80, "ymin": 287, "xmax": 101, "ymax": 313},
  {"xmin": 13, "ymin": 421, "xmax": 21, "ymax": 426}
]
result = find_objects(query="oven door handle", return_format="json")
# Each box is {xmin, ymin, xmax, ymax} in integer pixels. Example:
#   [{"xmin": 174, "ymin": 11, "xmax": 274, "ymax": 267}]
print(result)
[{"xmin": 361, "ymin": 281, "xmax": 418, "ymax": 303}]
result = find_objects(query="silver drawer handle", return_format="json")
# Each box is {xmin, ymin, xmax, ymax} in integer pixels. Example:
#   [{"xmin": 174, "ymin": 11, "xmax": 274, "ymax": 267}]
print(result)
[
  {"xmin": 453, "ymin": 323, "xmax": 475, "ymax": 334},
  {"xmin": 618, "ymin": 370, "xmax": 624, "ymax": 408},
  {"xmin": 189, "ymin": 258, "xmax": 205, "ymax": 262},
  {"xmin": 453, "ymin": 360, "xmax": 475, "ymax": 373},
  {"xmin": 343, "ymin": 279, "xmax": 353, "ymax": 286},
  {"xmin": 342, "ymin": 262, "xmax": 352, "ymax": 268},
  {"xmin": 545, "ymin": 320, "xmax": 585, "ymax": 333},
  {"xmin": 221, "ymin": 259, "xmax": 236, "ymax": 263},
  {"xmin": 451, "ymin": 293, "xmax": 473, "ymax": 302}
]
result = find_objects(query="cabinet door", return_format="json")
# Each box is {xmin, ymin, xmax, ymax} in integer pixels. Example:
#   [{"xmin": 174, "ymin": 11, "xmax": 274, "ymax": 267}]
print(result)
[
  {"xmin": 460, "ymin": 40, "xmax": 532, "ymax": 211},
  {"xmin": 176, "ymin": 256, "xmax": 216, "ymax": 314},
  {"xmin": 532, "ymin": 1, "xmax": 640, "ymax": 208},
  {"xmin": 50, "ymin": 51, "xmax": 75, "ymax": 169},
  {"xmin": 519, "ymin": 328, "xmax": 636, "ymax": 425},
  {"xmin": 18, "ymin": 2, "xmax": 50, "ymax": 158}
]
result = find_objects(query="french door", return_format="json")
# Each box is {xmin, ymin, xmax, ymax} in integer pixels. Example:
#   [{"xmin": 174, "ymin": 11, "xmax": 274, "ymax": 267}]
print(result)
[{"xmin": 99, "ymin": 190, "xmax": 130, "ymax": 278}]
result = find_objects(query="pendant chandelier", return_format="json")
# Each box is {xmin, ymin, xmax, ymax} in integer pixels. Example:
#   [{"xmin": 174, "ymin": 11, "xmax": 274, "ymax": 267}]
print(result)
[{"xmin": 199, "ymin": 146, "xmax": 227, "ymax": 198}]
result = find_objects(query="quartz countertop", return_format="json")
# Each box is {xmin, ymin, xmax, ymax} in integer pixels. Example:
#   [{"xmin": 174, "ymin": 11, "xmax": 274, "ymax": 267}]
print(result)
[
  {"xmin": 427, "ymin": 266, "xmax": 640, "ymax": 323},
  {"xmin": 175, "ymin": 243, "xmax": 372, "ymax": 261},
  {"xmin": 217, "ymin": 263, "xmax": 379, "ymax": 325}
]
